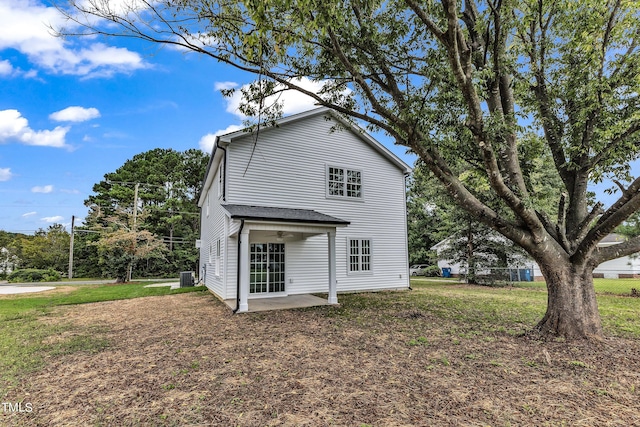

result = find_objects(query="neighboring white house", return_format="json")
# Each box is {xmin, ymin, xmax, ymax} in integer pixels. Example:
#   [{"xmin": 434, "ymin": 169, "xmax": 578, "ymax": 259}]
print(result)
[
  {"xmin": 432, "ymin": 233, "xmax": 640, "ymax": 281},
  {"xmin": 197, "ymin": 107, "xmax": 412, "ymax": 312},
  {"xmin": 431, "ymin": 235, "xmax": 536, "ymax": 281},
  {"xmin": 1, "ymin": 247, "xmax": 18, "ymax": 277},
  {"xmin": 592, "ymin": 234, "xmax": 640, "ymax": 279}
]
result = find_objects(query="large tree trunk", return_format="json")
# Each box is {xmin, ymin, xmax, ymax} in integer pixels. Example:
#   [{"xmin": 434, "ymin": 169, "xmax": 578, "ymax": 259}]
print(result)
[{"xmin": 535, "ymin": 262, "xmax": 603, "ymax": 340}]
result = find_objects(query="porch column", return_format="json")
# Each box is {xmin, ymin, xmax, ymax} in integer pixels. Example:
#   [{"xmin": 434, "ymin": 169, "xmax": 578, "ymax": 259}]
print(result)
[
  {"xmin": 327, "ymin": 230, "xmax": 338, "ymax": 305},
  {"xmin": 238, "ymin": 227, "xmax": 250, "ymax": 313}
]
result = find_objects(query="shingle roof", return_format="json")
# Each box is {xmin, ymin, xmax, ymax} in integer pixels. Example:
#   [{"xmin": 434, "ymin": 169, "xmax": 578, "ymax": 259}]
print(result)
[{"xmin": 222, "ymin": 204, "xmax": 350, "ymax": 225}]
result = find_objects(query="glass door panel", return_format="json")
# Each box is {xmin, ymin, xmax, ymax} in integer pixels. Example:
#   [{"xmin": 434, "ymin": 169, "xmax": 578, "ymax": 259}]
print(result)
[{"xmin": 250, "ymin": 243, "xmax": 285, "ymax": 294}]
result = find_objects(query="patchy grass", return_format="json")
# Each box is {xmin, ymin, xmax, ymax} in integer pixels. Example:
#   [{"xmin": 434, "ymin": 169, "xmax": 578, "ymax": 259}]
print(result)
[
  {"xmin": 411, "ymin": 279, "xmax": 640, "ymax": 338},
  {"xmin": 0, "ymin": 282, "xmax": 204, "ymax": 318},
  {"xmin": 1, "ymin": 280, "xmax": 639, "ymax": 426},
  {"xmin": 0, "ymin": 282, "xmax": 206, "ymax": 393}
]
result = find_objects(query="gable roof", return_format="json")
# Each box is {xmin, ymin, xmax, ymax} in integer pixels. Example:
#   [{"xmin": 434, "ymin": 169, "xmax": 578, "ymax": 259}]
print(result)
[
  {"xmin": 198, "ymin": 107, "xmax": 412, "ymax": 207},
  {"xmin": 217, "ymin": 107, "xmax": 412, "ymax": 174},
  {"xmin": 222, "ymin": 204, "xmax": 349, "ymax": 225}
]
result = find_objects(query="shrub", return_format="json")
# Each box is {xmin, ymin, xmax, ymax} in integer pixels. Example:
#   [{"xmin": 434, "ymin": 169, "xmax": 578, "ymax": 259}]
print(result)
[
  {"xmin": 422, "ymin": 265, "xmax": 441, "ymax": 277},
  {"xmin": 7, "ymin": 269, "xmax": 62, "ymax": 283}
]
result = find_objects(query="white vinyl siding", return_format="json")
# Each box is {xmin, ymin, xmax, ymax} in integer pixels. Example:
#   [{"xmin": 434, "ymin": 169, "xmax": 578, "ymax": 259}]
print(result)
[
  {"xmin": 199, "ymin": 161, "xmax": 227, "ymax": 298},
  {"xmin": 222, "ymin": 111, "xmax": 409, "ymax": 295}
]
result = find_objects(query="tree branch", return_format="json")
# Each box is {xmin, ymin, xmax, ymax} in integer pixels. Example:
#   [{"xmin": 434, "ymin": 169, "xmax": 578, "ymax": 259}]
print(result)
[
  {"xmin": 591, "ymin": 235, "xmax": 640, "ymax": 266},
  {"xmin": 575, "ymin": 177, "xmax": 640, "ymax": 261},
  {"xmin": 590, "ymin": 122, "xmax": 640, "ymax": 169}
]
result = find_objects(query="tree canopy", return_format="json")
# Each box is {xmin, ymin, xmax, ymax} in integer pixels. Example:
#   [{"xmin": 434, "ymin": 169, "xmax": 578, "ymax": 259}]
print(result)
[
  {"xmin": 80, "ymin": 148, "xmax": 209, "ymax": 278},
  {"xmin": 59, "ymin": 0, "xmax": 640, "ymax": 339}
]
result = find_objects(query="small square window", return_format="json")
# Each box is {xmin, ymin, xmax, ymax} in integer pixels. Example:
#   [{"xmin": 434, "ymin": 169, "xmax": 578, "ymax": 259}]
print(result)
[{"xmin": 328, "ymin": 166, "xmax": 362, "ymax": 199}]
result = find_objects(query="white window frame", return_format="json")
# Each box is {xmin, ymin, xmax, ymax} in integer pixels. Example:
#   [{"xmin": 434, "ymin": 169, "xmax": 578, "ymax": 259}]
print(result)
[
  {"xmin": 326, "ymin": 165, "xmax": 363, "ymax": 200},
  {"xmin": 215, "ymin": 238, "xmax": 221, "ymax": 276},
  {"xmin": 347, "ymin": 238, "xmax": 372, "ymax": 274}
]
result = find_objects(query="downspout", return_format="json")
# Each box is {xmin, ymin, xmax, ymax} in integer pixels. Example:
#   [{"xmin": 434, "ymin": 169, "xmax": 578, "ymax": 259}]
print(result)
[
  {"xmin": 404, "ymin": 172, "xmax": 412, "ymax": 291},
  {"xmin": 232, "ymin": 219, "xmax": 245, "ymax": 313},
  {"xmin": 218, "ymin": 139, "xmax": 236, "ymax": 310},
  {"xmin": 217, "ymin": 140, "xmax": 227, "ymax": 202}
]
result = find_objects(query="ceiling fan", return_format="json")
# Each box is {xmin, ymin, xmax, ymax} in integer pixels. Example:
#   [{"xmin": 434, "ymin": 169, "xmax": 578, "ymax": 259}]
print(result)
[{"xmin": 269, "ymin": 231, "xmax": 296, "ymax": 241}]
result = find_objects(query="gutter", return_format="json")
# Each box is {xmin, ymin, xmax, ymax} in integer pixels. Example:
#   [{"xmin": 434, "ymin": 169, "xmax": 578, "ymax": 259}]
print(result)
[
  {"xmin": 217, "ymin": 140, "xmax": 227, "ymax": 202},
  {"xmin": 232, "ymin": 219, "xmax": 245, "ymax": 313}
]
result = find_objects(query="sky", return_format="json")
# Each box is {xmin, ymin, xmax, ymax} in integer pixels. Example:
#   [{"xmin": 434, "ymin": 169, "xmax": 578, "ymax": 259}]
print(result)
[
  {"xmin": 0, "ymin": 1, "xmax": 637, "ymax": 235},
  {"xmin": 0, "ymin": 0, "xmax": 417, "ymax": 235}
]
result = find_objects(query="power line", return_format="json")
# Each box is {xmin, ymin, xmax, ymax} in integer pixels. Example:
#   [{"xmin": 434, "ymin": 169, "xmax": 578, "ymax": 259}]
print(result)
[{"xmin": 105, "ymin": 180, "xmax": 175, "ymax": 189}]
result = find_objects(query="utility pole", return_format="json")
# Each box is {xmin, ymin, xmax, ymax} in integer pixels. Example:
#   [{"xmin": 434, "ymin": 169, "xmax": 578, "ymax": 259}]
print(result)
[
  {"xmin": 127, "ymin": 183, "xmax": 139, "ymax": 282},
  {"xmin": 132, "ymin": 182, "xmax": 139, "ymax": 231},
  {"xmin": 68, "ymin": 215, "xmax": 75, "ymax": 279}
]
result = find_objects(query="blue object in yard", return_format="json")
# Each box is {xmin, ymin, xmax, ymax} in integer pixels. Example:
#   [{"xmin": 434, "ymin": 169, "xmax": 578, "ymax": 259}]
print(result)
[
  {"xmin": 520, "ymin": 268, "xmax": 533, "ymax": 282},
  {"xmin": 442, "ymin": 267, "xmax": 451, "ymax": 278}
]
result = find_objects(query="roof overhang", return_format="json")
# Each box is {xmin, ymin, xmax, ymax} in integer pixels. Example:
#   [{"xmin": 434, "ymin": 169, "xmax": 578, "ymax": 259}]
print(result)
[{"xmin": 222, "ymin": 204, "xmax": 350, "ymax": 226}]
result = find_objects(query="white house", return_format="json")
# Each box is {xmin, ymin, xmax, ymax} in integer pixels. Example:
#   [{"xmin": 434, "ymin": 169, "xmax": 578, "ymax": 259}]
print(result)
[
  {"xmin": 592, "ymin": 234, "xmax": 640, "ymax": 279},
  {"xmin": 1, "ymin": 247, "xmax": 18, "ymax": 277},
  {"xmin": 432, "ymin": 233, "xmax": 640, "ymax": 281},
  {"xmin": 197, "ymin": 107, "xmax": 412, "ymax": 312}
]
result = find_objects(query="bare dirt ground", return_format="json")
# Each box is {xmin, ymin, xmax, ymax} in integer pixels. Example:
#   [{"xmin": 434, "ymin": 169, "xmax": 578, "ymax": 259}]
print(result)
[{"xmin": 3, "ymin": 291, "xmax": 640, "ymax": 426}]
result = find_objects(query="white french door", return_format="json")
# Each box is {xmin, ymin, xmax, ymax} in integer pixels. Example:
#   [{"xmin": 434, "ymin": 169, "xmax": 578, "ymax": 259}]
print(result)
[{"xmin": 249, "ymin": 243, "xmax": 285, "ymax": 294}]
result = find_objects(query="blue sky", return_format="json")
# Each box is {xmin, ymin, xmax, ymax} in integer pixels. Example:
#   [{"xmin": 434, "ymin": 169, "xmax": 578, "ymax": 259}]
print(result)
[
  {"xmin": 0, "ymin": 0, "xmax": 417, "ymax": 234},
  {"xmin": 1, "ymin": 1, "xmax": 637, "ymax": 235}
]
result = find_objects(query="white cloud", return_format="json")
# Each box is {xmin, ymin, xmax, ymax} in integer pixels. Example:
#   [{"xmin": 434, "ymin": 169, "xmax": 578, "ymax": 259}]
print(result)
[
  {"xmin": 22, "ymin": 211, "xmax": 37, "ymax": 217},
  {"xmin": 0, "ymin": 59, "xmax": 13, "ymax": 76},
  {"xmin": 20, "ymin": 126, "xmax": 70, "ymax": 148},
  {"xmin": 0, "ymin": 167, "xmax": 12, "ymax": 181},
  {"xmin": 168, "ymin": 33, "xmax": 218, "ymax": 52},
  {"xmin": 50, "ymin": 106, "xmax": 100, "ymax": 122},
  {"xmin": 41, "ymin": 215, "xmax": 64, "ymax": 223},
  {"xmin": 214, "ymin": 81, "xmax": 239, "ymax": 91},
  {"xmin": 198, "ymin": 124, "xmax": 244, "ymax": 153},
  {"xmin": 222, "ymin": 77, "xmax": 349, "ymax": 119},
  {"xmin": 32, "ymin": 185, "xmax": 54, "ymax": 193},
  {"xmin": 0, "ymin": 109, "xmax": 70, "ymax": 148},
  {"xmin": 0, "ymin": 0, "xmax": 146, "ymax": 77}
]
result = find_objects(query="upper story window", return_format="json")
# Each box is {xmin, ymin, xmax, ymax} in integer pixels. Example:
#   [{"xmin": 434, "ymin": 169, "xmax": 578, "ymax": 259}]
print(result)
[{"xmin": 327, "ymin": 166, "xmax": 362, "ymax": 199}]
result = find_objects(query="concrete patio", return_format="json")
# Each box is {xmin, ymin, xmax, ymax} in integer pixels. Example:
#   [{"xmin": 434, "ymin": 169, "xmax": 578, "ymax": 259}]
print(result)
[{"xmin": 223, "ymin": 294, "xmax": 331, "ymax": 312}]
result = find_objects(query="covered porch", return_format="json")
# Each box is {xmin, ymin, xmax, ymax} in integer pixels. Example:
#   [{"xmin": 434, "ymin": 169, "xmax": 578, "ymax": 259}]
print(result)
[{"xmin": 223, "ymin": 204, "xmax": 350, "ymax": 313}]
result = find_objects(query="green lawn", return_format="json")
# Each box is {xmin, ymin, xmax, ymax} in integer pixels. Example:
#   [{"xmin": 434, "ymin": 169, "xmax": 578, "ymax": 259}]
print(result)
[
  {"xmin": 408, "ymin": 278, "xmax": 640, "ymax": 338},
  {"xmin": 510, "ymin": 277, "xmax": 640, "ymax": 295}
]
